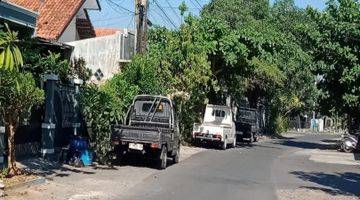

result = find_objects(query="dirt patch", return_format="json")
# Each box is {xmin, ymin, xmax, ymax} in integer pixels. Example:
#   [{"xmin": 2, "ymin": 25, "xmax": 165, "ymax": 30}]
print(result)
[
  {"xmin": 3, "ymin": 174, "xmax": 38, "ymax": 188},
  {"xmin": 180, "ymin": 145, "xmax": 206, "ymax": 161},
  {"xmin": 277, "ymin": 188, "xmax": 359, "ymax": 200}
]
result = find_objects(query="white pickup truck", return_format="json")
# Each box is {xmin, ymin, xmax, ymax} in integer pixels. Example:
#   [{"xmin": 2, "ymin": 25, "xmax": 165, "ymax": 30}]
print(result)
[{"xmin": 192, "ymin": 104, "xmax": 236, "ymax": 150}]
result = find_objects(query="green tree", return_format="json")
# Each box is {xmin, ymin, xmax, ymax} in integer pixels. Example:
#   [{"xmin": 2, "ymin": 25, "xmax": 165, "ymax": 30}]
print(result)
[
  {"xmin": 0, "ymin": 24, "xmax": 23, "ymax": 70},
  {"xmin": 0, "ymin": 70, "xmax": 44, "ymax": 175},
  {"xmin": 147, "ymin": 16, "xmax": 215, "ymax": 139},
  {"xmin": 202, "ymin": 0, "xmax": 269, "ymax": 28},
  {"xmin": 201, "ymin": 0, "xmax": 317, "ymax": 133},
  {"xmin": 80, "ymin": 55, "xmax": 165, "ymax": 162},
  {"xmin": 301, "ymin": 0, "xmax": 360, "ymax": 133},
  {"xmin": 23, "ymin": 51, "xmax": 70, "ymax": 81}
]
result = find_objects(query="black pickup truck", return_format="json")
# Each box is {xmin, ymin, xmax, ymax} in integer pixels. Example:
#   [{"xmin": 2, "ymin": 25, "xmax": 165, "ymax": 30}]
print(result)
[
  {"xmin": 235, "ymin": 107, "xmax": 259, "ymax": 143},
  {"xmin": 111, "ymin": 95, "xmax": 180, "ymax": 169}
]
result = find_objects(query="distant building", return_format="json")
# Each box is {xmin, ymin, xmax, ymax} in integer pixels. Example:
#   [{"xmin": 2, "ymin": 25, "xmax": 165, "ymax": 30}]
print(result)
[
  {"xmin": 67, "ymin": 29, "xmax": 135, "ymax": 83},
  {"xmin": 94, "ymin": 28, "xmax": 125, "ymax": 37},
  {"xmin": 6, "ymin": 0, "xmax": 101, "ymax": 42}
]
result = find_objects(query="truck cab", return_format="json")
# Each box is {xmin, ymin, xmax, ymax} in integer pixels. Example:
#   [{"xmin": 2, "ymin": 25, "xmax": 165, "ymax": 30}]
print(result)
[
  {"xmin": 111, "ymin": 95, "xmax": 180, "ymax": 169},
  {"xmin": 235, "ymin": 107, "xmax": 259, "ymax": 143},
  {"xmin": 192, "ymin": 104, "xmax": 236, "ymax": 150}
]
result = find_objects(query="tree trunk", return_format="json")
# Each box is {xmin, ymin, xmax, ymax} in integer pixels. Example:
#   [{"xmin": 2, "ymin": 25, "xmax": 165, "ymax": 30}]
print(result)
[
  {"xmin": 348, "ymin": 111, "xmax": 360, "ymax": 135},
  {"xmin": 6, "ymin": 117, "xmax": 20, "ymax": 176}
]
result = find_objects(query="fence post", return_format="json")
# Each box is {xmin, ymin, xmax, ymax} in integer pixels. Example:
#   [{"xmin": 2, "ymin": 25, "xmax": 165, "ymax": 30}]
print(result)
[
  {"xmin": 41, "ymin": 74, "xmax": 59, "ymax": 159},
  {"xmin": 71, "ymin": 78, "xmax": 83, "ymax": 136},
  {"xmin": 0, "ymin": 126, "xmax": 5, "ymax": 168}
]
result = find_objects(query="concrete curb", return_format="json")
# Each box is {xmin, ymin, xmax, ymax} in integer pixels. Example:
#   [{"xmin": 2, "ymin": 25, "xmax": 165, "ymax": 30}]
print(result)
[{"xmin": 5, "ymin": 176, "xmax": 46, "ymax": 192}]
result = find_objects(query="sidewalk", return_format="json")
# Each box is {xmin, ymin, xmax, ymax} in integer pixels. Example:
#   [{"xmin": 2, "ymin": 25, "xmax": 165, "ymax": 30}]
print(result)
[{"xmin": 6, "ymin": 146, "xmax": 205, "ymax": 200}]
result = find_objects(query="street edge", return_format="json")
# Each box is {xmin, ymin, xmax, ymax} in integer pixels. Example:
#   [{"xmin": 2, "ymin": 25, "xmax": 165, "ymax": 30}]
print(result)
[{"xmin": 4, "ymin": 176, "xmax": 46, "ymax": 192}]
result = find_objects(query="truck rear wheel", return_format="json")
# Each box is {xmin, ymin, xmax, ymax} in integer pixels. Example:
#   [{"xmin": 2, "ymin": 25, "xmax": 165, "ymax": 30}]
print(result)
[
  {"xmin": 250, "ymin": 132, "xmax": 255, "ymax": 143},
  {"xmin": 221, "ymin": 139, "xmax": 227, "ymax": 150},
  {"xmin": 253, "ymin": 133, "xmax": 258, "ymax": 142},
  {"xmin": 158, "ymin": 146, "xmax": 167, "ymax": 170},
  {"xmin": 173, "ymin": 146, "xmax": 180, "ymax": 164}
]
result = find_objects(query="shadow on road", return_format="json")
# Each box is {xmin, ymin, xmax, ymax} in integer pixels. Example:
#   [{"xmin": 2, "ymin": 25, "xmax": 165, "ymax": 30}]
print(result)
[
  {"xmin": 354, "ymin": 153, "xmax": 360, "ymax": 161},
  {"xmin": 290, "ymin": 171, "xmax": 360, "ymax": 197},
  {"xmin": 250, "ymin": 143, "xmax": 283, "ymax": 150},
  {"xmin": 278, "ymin": 140, "xmax": 338, "ymax": 150},
  {"xmin": 321, "ymin": 139, "xmax": 339, "ymax": 144},
  {"xmin": 19, "ymin": 158, "xmax": 96, "ymax": 178},
  {"xmin": 111, "ymin": 153, "xmax": 176, "ymax": 170}
]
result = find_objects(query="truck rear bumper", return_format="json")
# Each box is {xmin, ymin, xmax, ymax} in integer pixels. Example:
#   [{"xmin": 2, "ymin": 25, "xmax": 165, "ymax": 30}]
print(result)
[
  {"xmin": 194, "ymin": 136, "xmax": 222, "ymax": 142},
  {"xmin": 113, "ymin": 140, "xmax": 161, "ymax": 148}
]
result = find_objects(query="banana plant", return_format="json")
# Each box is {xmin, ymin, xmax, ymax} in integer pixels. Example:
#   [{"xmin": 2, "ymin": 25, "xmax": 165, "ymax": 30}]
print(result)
[{"xmin": 0, "ymin": 23, "xmax": 23, "ymax": 70}]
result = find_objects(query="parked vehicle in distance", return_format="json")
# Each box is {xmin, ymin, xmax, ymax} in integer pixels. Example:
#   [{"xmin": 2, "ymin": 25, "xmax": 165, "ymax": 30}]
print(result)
[
  {"xmin": 235, "ymin": 107, "xmax": 259, "ymax": 143},
  {"xmin": 340, "ymin": 132, "xmax": 359, "ymax": 153},
  {"xmin": 192, "ymin": 104, "xmax": 236, "ymax": 150},
  {"xmin": 111, "ymin": 95, "xmax": 180, "ymax": 169}
]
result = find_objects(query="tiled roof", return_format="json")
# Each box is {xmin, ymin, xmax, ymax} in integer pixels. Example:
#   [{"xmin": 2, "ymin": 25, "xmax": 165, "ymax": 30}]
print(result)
[
  {"xmin": 6, "ymin": 0, "xmax": 41, "ymax": 11},
  {"xmin": 94, "ymin": 28, "xmax": 123, "ymax": 37},
  {"xmin": 76, "ymin": 18, "xmax": 96, "ymax": 39},
  {"xmin": 8, "ymin": 0, "xmax": 85, "ymax": 40}
]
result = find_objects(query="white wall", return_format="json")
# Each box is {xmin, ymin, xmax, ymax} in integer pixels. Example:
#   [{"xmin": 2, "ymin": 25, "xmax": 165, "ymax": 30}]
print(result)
[
  {"xmin": 58, "ymin": 17, "xmax": 79, "ymax": 43},
  {"xmin": 66, "ymin": 32, "xmax": 135, "ymax": 83},
  {"xmin": 67, "ymin": 33, "xmax": 120, "ymax": 81}
]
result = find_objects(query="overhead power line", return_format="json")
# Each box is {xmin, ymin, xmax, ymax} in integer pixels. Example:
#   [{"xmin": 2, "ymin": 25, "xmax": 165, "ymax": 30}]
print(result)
[
  {"xmin": 107, "ymin": 0, "xmax": 134, "ymax": 14},
  {"xmin": 105, "ymin": 0, "xmax": 127, "ymax": 15},
  {"xmin": 149, "ymin": 8, "xmax": 172, "ymax": 27},
  {"xmin": 189, "ymin": 0, "xmax": 201, "ymax": 11},
  {"xmin": 152, "ymin": 0, "xmax": 177, "ymax": 28},
  {"xmin": 92, "ymin": 15, "xmax": 129, "ymax": 22},
  {"xmin": 193, "ymin": 0, "xmax": 202, "ymax": 8},
  {"xmin": 164, "ymin": 0, "xmax": 182, "ymax": 23},
  {"xmin": 127, "ymin": 15, "xmax": 135, "ymax": 29}
]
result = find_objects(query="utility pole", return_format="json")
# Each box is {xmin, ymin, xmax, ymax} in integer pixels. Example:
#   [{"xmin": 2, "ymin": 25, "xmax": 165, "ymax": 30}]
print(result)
[{"xmin": 135, "ymin": 0, "xmax": 149, "ymax": 54}]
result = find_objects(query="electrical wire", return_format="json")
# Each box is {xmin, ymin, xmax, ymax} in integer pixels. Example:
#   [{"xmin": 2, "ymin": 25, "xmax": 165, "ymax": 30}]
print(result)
[
  {"xmin": 92, "ymin": 15, "xmax": 129, "ymax": 22},
  {"xmin": 127, "ymin": 15, "xmax": 135, "ymax": 29},
  {"xmin": 164, "ymin": 0, "xmax": 182, "ymax": 23},
  {"xmin": 189, "ymin": 0, "xmax": 201, "ymax": 11},
  {"xmin": 105, "ymin": 0, "xmax": 129, "ymax": 16},
  {"xmin": 107, "ymin": 0, "xmax": 134, "ymax": 14},
  {"xmin": 149, "ymin": 8, "xmax": 172, "ymax": 27},
  {"xmin": 152, "ymin": 0, "xmax": 177, "ymax": 28},
  {"xmin": 193, "ymin": 0, "xmax": 202, "ymax": 9}
]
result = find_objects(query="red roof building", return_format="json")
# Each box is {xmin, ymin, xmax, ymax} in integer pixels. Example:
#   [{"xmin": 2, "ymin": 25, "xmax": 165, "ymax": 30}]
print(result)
[
  {"xmin": 94, "ymin": 28, "xmax": 124, "ymax": 37},
  {"xmin": 7, "ymin": 0, "xmax": 101, "ymax": 42}
]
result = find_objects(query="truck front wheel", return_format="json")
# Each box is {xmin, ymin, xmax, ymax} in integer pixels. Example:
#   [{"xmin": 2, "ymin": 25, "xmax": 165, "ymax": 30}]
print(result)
[{"xmin": 158, "ymin": 146, "xmax": 167, "ymax": 170}]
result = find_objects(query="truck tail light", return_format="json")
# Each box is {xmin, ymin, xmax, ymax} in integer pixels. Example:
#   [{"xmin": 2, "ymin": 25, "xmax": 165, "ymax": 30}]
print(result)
[
  {"xmin": 150, "ymin": 143, "xmax": 159, "ymax": 149},
  {"xmin": 193, "ymin": 132, "xmax": 202, "ymax": 137},
  {"xmin": 213, "ymin": 134, "xmax": 222, "ymax": 139}
]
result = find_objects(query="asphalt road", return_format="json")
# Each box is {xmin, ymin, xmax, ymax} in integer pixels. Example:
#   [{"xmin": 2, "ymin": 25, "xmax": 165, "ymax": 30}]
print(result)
[
  {"xmin": 118, "ymin": 134, "xmax": 360, "ymax": 200},
  {"xmin": 9, "ymin": 133, "xmax": 360, "ymax": 200}
]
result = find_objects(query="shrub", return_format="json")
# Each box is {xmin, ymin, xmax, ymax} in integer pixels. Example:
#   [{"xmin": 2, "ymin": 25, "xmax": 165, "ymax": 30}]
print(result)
[
  {"xmin": 0, "ymin": 70, "xmax": 44, "ymax": 175},
  {"xmin": 79, "ymin": 85, "xmax": 122, "ymax": 164}
]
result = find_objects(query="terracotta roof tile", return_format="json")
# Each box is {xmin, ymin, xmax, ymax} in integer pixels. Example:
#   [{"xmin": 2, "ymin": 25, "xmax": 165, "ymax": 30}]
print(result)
[
  {"xmin": 94, "ymin": 28, "xmax": 123, "ymax": 37},
  {"xmin": 8, "ymin": 0, "xmax": 85, "ymax": 40}
]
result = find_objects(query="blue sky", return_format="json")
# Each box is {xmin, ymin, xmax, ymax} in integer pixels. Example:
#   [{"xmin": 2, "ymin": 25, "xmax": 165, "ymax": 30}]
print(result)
[{"xmin": 89, "ymin": 0, "xmax": 327, "ymax": 30}]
